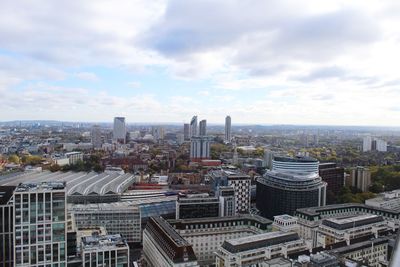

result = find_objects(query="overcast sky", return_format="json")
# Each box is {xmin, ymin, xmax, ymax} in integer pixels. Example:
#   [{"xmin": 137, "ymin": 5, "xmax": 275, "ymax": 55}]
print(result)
[{"xmin": 0, "ymin": 0, "xmax": 400, "ymax": 126}]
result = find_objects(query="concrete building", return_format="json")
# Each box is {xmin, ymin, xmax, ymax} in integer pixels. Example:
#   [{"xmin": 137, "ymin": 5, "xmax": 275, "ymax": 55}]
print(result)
[
  {"xmin": 295, "ymin": 203, "xmax": 400, "ymax": 248},
  {"xmin": 363, "ymin": 136, "xmax": 373, "ymax": 152},
  {"xmin": 225, "ymin": 115, "xmax": 231, "ymax": 143},
  {"xmin": 169, "ymin": 215, "xmax": 272, "ymax": 266},
  {"xmin": 199, "ymin": 119, "xmax": 207, "ymax": 136},
  {"xmin": 113, "ymin": 117, "xmax": 126, "ymax": 144},
  {"xmin": 190, "ymin": 136, "xmax": 212, "ymax": 162},
  {"xmin": 256, "ymin": 156, "xmax": 327, "ymax": 219},
  {"xmin": 13, "ymin": 182, "xmax": 67, "ymax": 267},
  {"xmin": 316, "ymin": 214, "xmax": 390, "ymax": 248},
  {"xmin": 80, "ymin": 234, "xmax": 129, "ymax": 267},
  {"xmin": 208, "ymin": 169, "xmax": 251, "ymax": 214},
  {"xmin": 143, "ymin": 217, "xmax": 199, "ymax": 267},
  {"xmin": 70, "ymin": 202, "xmax": 141, "ymax": 243},
  {"xmin": 272, "ymin": 214, "xmax": 299, "ymax": 233},
  {"xmin": 190, "ymin": 116, "xmax": 198, "ymax": 138},
  {"xmin": 183, "ymin": 123, "xmax": 190, "ymax": 141},
  {"xmin": 65, "ymin": 151, "xmax": 83, "ymax": 165},
  {"xmin": 215, "ymin": 231, "xmax": 310, "ymax": 267},
  {"xmin": 347, "ymin": 166, "xmax": 371, "ymax": 192},
  {"xmin": 91, "ymin": 125, "xmax": 102, "ymax": 149},
  {"xmin": 363, "ymin": 136, "xmax": 387, "ymax": 152}
]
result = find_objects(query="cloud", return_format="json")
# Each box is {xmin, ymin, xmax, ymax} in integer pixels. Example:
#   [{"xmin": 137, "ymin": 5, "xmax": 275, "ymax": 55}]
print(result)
[
  {"xmin": 127, "ymin": 81, "xmax": 141, "ymax": 88},
  {"xmin": 74, "ymin": 72, "xmax": 99, "ymax": 81}
]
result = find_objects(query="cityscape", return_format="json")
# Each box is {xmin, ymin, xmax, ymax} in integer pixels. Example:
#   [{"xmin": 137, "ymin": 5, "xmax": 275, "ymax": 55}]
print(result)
[{"xmin": 1, "ymin": 1, "xmax": 400, "ymax": 267}]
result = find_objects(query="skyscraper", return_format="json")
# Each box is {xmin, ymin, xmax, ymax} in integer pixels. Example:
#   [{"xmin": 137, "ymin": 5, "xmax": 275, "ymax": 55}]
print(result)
[
  {"xmin": 225, "ymin": 116, "xmax": 231, "ymax": 143},
  {"xmin": 91, "ymin": 125, "xmax": 102, "ymax": 149},
  {"xmin": 256, "ymin": 156, "xmax": 327, "ymax": 219},
  {"xmin": 113, "ymin": 117, "xmax": 126, "ymax": 144},
  {"xmin": 13, "ymin": 182, "xmax": 67, "ymax": 266},
  {"xmin": 183, "ymin": 123, "xmax": 190, "ymax": 140},
  {"xmin": 190, "ymin": 116, "xmax": 198, "ymax": 138},
  {"xmin": 199, "ymin": 119, "xmax": 207, "ymax": 136}
]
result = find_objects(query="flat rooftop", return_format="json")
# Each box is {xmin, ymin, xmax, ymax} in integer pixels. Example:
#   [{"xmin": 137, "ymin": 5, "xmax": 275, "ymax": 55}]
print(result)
[
  {"xmin": 81, "ymin": 234, "xmax": 128, "ymax": 251},
  {"xmin": 222, "ymin": 231, "xmax": 300, "ymax": 253},
  {"xmin": 322, "ymin": 214, "xmax": 384, "ymax": 230},
  {"xmin": 296, "ymin": 203, "xmax": 400, "ymax": 217},
  {"xmin": 15, "ymin": 181, "xmax": 66, "ymax": 192},
  {"xmin": 0, "ymin": 171, "xmax": 136, "ymax": 196}
]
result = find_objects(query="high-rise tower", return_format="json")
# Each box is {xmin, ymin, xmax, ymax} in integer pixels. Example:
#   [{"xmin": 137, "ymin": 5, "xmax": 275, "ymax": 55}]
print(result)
[
  {"xmin": 190, "ymin": 116, "xmax": 198, "ymax": 138},
  {"xmin": 113, "ymin": 117, "xmax": 126, "ymax": 144},
  {"xmin": 225, "ymin": 116, "xmax": 231, "ymax": 143},
  {"xmin": 199, "ymin": 119, "xmax": 207, "ymax": 136}
]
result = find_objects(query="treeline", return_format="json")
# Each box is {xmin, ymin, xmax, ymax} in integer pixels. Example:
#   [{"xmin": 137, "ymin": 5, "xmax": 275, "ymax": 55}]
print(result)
[
  {"xmin": 370, "ymin": 165, "xmax": 400, "ymax": 193},
  {"xmin": 50, "ymin": 155, "xmax": 104, "ymax": 173}
]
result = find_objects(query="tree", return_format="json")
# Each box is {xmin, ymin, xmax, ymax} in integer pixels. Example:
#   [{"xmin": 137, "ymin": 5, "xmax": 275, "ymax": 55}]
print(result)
[{"xmin": 8, "ymin": 154, "xmax": 20, "ymax": 164}]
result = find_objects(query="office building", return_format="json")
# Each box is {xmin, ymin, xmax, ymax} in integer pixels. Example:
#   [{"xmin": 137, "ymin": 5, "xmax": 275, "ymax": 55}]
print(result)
[
  {"xmin": 0, "ymin": 186, "xmax": 15, "ymax": 267},
  {"xmin": 208, "ymin": 169, "xmax": 251, "ymax": 213},
  {"xmin": 217, "ymin": 186, "xmax": 236, "ymax": 217},
  {"xmin": 363, "ymin": 136, "xmax": 372, "ymax": 152},
  {"xmin": 183, "ymin": 123, "xmax": 190, "ymax": 141},
  {"xmin": 80, "ymin": 234, "xmax": 129, "ymax": 267},
  {"xmin": 190, "ymin": 136, "xmax": 212, "ymax": 162},
  {"xmin": 169, "ymin": 215, "xmax": 272, "ymax": 265},
  {"xmin": 113, "ymin": 117, "xmax": 126, "ymax": 144},
  {"xmin": 70, "ymin": 202, "xmax": 141, "ymax": 243},
  {"xmin": 151, "ymin": 126, "xmax": 165, "ymax": 140},
  {"xmin": 190, "ymin": 116, "xmax": 198, "ymax": 138},
  {"xmin": 316, "ymin": 214, "xmax": 390, "ymax": 248},
  {"xmin": 256, "ymin": 156, "xmax": 327, "ymax": 219},
  {"xmin": 319, "ymin": 163, "xmax": 345, "ymax": 204},
  {"xmin": 13, "ymin": 182, "xmax": 67, "ymax": 267},
  {"xmin": 263, "ymin": 149, "xmax": 276, "ymax": 169},
  {"xmin": 224, "ymin": 115, "xmax": 231, "ymax": 143},
  {"xmin": 215, "ymin": 231, "xmax": 310, "ymax": 267},
  {"xmin": 199, "ymin": 119, "xmax": 207, "ymax": 136},
  {"xmin": 143, "ymin": 217, "xmax": 199, "ymax": 267},
  {"xmin": 346, "ymin": 166, "xmax": 371, "ymax": 192},
  {"xmin": 176, "ymin": 194, "xmax": 220, "ymax": 219},
  {"xmin": 91, "ymin": 125, "xmax": 102, "ymax": 149}
]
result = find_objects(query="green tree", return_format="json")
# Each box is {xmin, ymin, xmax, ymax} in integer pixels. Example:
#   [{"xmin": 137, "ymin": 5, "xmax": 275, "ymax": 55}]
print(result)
[{"xmin": 8, "ymin": 154, "xmax": 20, "ymax": 164}]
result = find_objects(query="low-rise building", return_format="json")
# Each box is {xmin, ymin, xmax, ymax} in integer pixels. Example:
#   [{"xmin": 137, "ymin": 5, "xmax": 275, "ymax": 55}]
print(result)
[
  {"xmin": 366, "ymin": 190, "xmax": 400, "ymax": 211},
  {"xmin": 215, "ymin": 231, "xmax": 310, "ymax": 267},
  {"xmin": 272, "ymin": 214, "xmax": 299, "ymax": 233},
  {"xmin": 176, "ymin": 194, "xmax": 220, "ymax": 220}
]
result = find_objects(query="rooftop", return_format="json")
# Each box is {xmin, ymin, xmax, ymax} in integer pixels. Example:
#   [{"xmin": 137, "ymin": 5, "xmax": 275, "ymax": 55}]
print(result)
[
  {"xmin": 321, "ymin": 214, "xmax": 384, "ymax": 230},
  {"xmin": 0, "ymin": 171, "xmax": 136, "ymax": 196},
  {"xmin": 81, "ymin": 234, "xmax": 128, "ymax": 251},
  {"xmin": 296, "ymin": 203, "xmax": 400, "ymax": 217},
  {"xmin": 15, "ymin": 181, "xmax": 66, "ymax": 192}
]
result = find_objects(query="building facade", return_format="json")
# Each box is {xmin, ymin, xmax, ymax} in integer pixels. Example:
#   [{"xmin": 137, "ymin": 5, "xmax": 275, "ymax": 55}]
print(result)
[
  {"xmin": 217, "ymin": 186, "xmax": 236, "ymax": 217},
  {"xmin": 347, "ymin": 166, "xmax": 371, "ymax": 192},
  {"xmin": 91, "ymin": 125, "xmax": 102, "ymax": 149},
  {"xmin": 176, "ymin": 195, "xmax": 220, "ymax": 220},
  {"xmin": 190, "ymin": 136, "xmax": 212, "ymax": 162},
  {"xmin": 13, "ymin": 182, "xmax": 67, "ymax": 267},
  {"xmin": 190, "ymin": 116, "xmax": 198, "ymax": 138},
  {"xmin": 0, "ymin": 186, "xmax": 15, "ymax": 267},
  {"xmin": 183, "ymin": 123, "xmax": 190, "ymax": 141},
  {"xmin": 113, "ymin": 117, "xmax": 126, "ymax": 144},
  {"xmin": 224, "ymin": 116, "xmax": 231, "ymax": 143},
  {"xmin": 199, "ymin": 119, "xmax": 207, "ymax": 136},
  {"xmin": 319, "ymin": 163, "xmax": 344, "ymax": 204}
]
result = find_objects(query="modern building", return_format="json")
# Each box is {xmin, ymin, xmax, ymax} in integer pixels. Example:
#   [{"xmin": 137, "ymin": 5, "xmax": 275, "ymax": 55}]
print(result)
[
  {"xmin": 65, "ymin": 151, "xmax": 83, "ymax": 165},
  {"xmin": 190, "ymin": 116, "xmax": 198, "ymax": 138},
  {"xmin": 316, "ymin": 214, "xmax": 390, "ymax": 248},
  {"xmin": 0, "ymin": 186, "xmax": 15, "ymax": 267},
  {"xmin": 176, "ymin": 194, "xmax": 220, "ymax": 220},
  {"xmin": 169, "ymin": 215, "xmax": 272, "ymax": 265},
  {"xmin": 91, "ymin": 125, "xmax": 102, "ymax": 149},
  {"xmin": 143, "ymin": 217, "xmax": 199, "ymax": 267},
  {"xmin": 183, "ymin": 123, "xmax": 190, "ymax": 141},
  {"xmin": 208, "ymin": 169, "xmax": 251, "ymax": 214},
  {"xmin": 113, "ymin": 117, "xmax": 126, "ymax": 144},
  {"xmin": 256, "ymin": 156, "xmax": 327, "ymax": 220},
  {"xmin": 272, "ymin": 214, "xmax": 299, "ymax": 233},
  {"xmin": 199, "ymin": 119, "xmax": 207, "ymax": 136},
  {"xmin": 363, "ymin": 136, "xmax": 387, "ymax": 152},
  {"xmin": 263, "ymin": 149, "xmax": 276, "ymax": 170},
  {"xmin": 217, "ymin": 186, "xmax": 236, "ymax": 217},
  {"xmin": 347, "ymin": 166, "xmax": 371, "ymax": 192},
  {"xmin": 190, "ymin": 136, "xmax": 212, "ymax": 162},
  {"xmin": 363, "ymin": 136, "xmax": 373, "ymax": 152},
  {"xmin": 80, "ymin": 234, "xmax": 129, "ymax": 267},
  {"xmin": 70, "ymin": 202, "xmax": 141, "ymax": 243},
  {"xmin": 215, "ymin": 231, "xmax": 310, "ymax": 267},
  {"xmin": 13, "ymin": 182, "xmax": 67, "ymax": 267},
  {"xmin": 319, "ymin": 163, "xmax": 344, "ymax": 204},
  {"xmin": 225, "ymin": 115, "xmax": 231, "ymax": 143}
]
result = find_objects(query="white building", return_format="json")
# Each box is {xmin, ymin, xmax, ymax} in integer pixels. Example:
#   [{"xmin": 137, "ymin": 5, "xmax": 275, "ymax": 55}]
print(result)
[
  {"xmin": 113, "ymin": 117, "xmax": 126, "ymax": 144},
  {"xmin": 190, "ymin": 136, "xmax": 212, "ymax": 162},
  {"xmin": 366, "ymin": 190, "xmax": 400, "ymax": 211},
  {"xmin": 215, "ymin": 231, "xmax": 310, "ymax": 267},
  {"xmin": 199, "ymin": 119, "xmax": 207, "ymax": 136},
  {"xmin": 13, "ymin": 182, "xmax": 67, "ymax": 267},
  {"xmin": 363, "ymin": 136, "xmax": 373, "ymax": 152},
  {"xmin": 91, "ymin": 125, "xmax": 102, "ymax": 149},
  {"xmin": 363, "ymin": 136, "xmax": 387, "ymax": 152},
  {"xmin": 225, "ymin": 115, "xmax": 231, "ymax": 143},
  {"xmin": 217, "ymin": 186, "xmax": 236, "ymax": 217},
  {"xmin": 272, "ymin": 214, "xmax": 299, "ymax": 233}
]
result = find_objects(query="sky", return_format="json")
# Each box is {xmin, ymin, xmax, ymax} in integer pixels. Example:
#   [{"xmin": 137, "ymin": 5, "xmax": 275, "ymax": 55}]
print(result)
[{"xmin": 0, "ymin": 0, "xmax": 400, "ymax": 126}]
